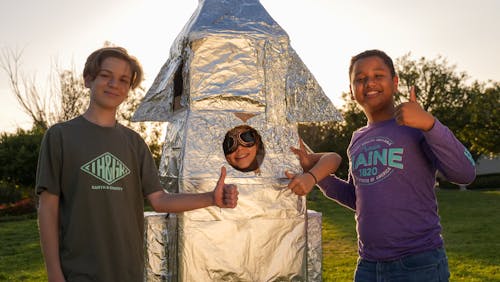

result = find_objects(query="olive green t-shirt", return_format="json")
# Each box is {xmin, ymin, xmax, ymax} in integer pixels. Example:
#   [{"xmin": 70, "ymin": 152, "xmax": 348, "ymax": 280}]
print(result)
[{"xmin": 36, "ymin": 116, "xmax": 162, "ymax": 281}]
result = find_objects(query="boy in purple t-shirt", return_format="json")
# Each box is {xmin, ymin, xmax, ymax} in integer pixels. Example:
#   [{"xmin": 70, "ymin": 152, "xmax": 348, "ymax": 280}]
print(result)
[{"xmin": 286, "ymin": 49, "xmax": 476, "ymax": 281}]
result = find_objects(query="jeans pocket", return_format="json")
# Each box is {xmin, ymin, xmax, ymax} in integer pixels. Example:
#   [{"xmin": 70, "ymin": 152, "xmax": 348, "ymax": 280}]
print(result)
[
  {"xmin": 437, "ymin": 256, "xmax": 450, "ymax": 282},
  {"xmin": 398, "ymin": 249, "xmax": 449, "ymax": 282}
]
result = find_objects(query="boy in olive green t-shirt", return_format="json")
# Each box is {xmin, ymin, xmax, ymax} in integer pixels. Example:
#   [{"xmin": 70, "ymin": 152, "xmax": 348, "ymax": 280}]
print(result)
[{"xmin": 36, "ymin": 46, "xmax": 239, "ymax": 282}]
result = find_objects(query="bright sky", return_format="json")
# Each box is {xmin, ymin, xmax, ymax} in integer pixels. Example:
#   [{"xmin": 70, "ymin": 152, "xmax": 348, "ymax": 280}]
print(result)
[{"xmin": 1, "ymin": 0, "xmax": 499, "ymax": 133}]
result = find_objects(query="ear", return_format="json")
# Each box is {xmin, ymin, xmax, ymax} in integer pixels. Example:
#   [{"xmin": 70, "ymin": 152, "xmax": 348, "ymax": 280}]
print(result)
[
  {"xmin": 392, "ymin": 75, "xmax": 399, "ymax": 93},
  {"xmin": 349, "ymin": 85, "xmax": 355, "ymax": 100},
  {"xmin": 84, "ymin": 75, "xmax": 92, "ymax": 88}
]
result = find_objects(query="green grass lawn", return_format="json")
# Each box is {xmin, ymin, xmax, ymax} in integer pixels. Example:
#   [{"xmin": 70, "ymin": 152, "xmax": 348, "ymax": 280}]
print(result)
[
  {"xmin": 0, "ymin": 216, "xmax": 46, "ymax": 281},
  {"xmin": 308, "ymin": 188, "xmax": 500, "ymax": 281},
  {"xmin": 1, "ymin": 189, "xmax": 499, "ymax": 281}
]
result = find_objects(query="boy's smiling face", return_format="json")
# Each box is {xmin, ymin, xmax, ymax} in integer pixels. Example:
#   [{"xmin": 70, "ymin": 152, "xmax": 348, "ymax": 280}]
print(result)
[
  {"xmin": 225, "ymin": 143, "xmax": 258, "ymax": 171},
  {"xmin": 350, "ymin": 56, "xmax": 399, "ymax": 122},
  {"xmin": 85, "ymin": 57, "xmax": 132, "ymax": 111}
]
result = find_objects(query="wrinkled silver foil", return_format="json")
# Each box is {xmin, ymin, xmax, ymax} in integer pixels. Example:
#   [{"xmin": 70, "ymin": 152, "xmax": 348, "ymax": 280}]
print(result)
[
  {"xmin": 136, "ymin": 0, "xmax": 341, "ymax": 281},
  {"xmin": 144, "ymin": 212, "xmax": 177, "ymax": 282},
  {"xmin": 307, "ymin": 210, "xmax": 323, "ymax": 282},
  {"xmin": 144, "ymin": 211, "xmax": 322, "ymax": 281}
]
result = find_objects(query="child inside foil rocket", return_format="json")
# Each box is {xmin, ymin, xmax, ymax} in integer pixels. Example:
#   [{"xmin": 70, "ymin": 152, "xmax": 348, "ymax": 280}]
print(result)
[{"xmin": 222, "ymin": 125, "xmax": 265, "ymax": 173}]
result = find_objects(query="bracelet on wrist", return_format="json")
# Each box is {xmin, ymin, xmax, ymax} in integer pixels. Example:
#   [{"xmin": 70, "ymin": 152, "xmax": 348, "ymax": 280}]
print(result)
[{"xmin": 305, "ymin": 171, "xmax": 318, "ymax": 184}]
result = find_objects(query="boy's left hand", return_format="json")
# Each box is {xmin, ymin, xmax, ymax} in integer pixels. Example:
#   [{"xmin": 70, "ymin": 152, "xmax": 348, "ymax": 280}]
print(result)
[
  {"xmin": 394, "ymin": 86, "xmax": 435, "ymax": 131},
  {"xmin": 285, "ymin": 171, "xmax": 315, "ymax": 196}
]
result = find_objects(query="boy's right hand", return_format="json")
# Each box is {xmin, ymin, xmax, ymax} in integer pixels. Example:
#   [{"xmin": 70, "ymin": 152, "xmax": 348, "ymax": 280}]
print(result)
[
  {"xmin": 290, "ymin": 138, "xmax": 315, "ymax": 172},
  {"xmin": 394, "ymin": 86, "xmax": 435, "ymax": 131}
]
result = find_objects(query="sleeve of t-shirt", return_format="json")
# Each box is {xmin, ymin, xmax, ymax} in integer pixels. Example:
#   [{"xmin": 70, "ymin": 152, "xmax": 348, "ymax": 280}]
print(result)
[
  {"xmin": 35, "ymin": 126, "xmax": 63, "ymax": 196},
  {"xmin": 137, "ymin": 136, "xmax": 163, "ymax": 197},
  {"xmin": 317, "ymin": 174, "xmax": 356, "ymax": 211},
  {"xmin": 422, "ymin": 118, "xmax": 476, "ymax": 184}
]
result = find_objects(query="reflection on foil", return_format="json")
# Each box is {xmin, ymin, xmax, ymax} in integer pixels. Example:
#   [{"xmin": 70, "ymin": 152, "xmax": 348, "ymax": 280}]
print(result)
[
  {"xmin": 136, "ymin": 0, "xmax": 342, "ymax": 281},
  {"xmin": 144, "ymin": 211, "xmax": 322, "ymax": 282},
  {"xmin": 307, "ymin": 210, "xmax": 323, "ymax": 282},
  {"xmin": 144, "ymin": 212, "xmax": 177, "ymax": 281}
]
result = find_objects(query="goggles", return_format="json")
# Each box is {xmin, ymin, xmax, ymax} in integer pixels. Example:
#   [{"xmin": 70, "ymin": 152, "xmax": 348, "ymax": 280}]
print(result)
[{"xmin": 223, "ymin": 129, "xmax": 258, "ymax": 155}]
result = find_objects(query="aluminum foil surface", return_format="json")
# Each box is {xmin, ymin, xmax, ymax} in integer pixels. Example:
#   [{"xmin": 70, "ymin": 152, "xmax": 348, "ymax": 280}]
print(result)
[
  {"xmin": 144, "ymin": 212, "xmax": 178, "ymax": 281},
  {"xmin": 144, "ymin": 211, "xmax": 322, "ymax": 282},
  {"xmin": 307, "ymin": 210, "xmax": 323, "ymax": 282},
  {"xmin": 136, "ymin": 0, "xmax": 341, "ymax": 281}
]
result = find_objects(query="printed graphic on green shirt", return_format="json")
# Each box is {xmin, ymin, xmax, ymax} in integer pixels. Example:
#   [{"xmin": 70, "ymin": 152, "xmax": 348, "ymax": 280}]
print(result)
[{"xmin": 81, "ymin": 152, "xmax": 131, "ymax": 185}]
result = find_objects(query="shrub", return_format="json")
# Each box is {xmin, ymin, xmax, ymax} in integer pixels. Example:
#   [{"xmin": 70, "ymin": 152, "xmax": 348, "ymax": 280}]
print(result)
[
  {"xmin": 0, "ymin": 198, "xmax": 36, "ymax": 217},
  {"xmin": 438, "ymin": 173, "xmax": 500, "ymax": 190},
  {"xmin": 0, "ymin": 127, "xmax": 44, "ymax": 187},
  {"xmin": 0, "ymin": 181, "xmax": 23, "ymax": 204},
  {"xmin": 468, "ymin": 173, "xmax": 500, "ymax": 189}
]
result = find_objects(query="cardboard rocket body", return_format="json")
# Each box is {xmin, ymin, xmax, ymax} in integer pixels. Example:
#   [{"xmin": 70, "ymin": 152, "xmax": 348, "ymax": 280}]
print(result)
[{"xmin": 134, "ymin": 0, "xmax": 341, "ymax": 280}]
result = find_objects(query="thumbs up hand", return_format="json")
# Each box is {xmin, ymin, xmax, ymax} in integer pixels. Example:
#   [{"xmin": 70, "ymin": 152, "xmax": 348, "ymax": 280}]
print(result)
[
  {"xmin": 394, "ymin": 86, "xmax": 435, "ymax": 131},
  {"xmin": 213, "ymin": 166, "xmax": 238, "ymax": 208}
]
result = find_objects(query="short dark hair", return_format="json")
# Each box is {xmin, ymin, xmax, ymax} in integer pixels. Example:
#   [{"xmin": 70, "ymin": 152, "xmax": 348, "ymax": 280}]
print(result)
[
  {"xmin": 83, "ymin": 46, "xmax": 143, "ymax": 89},
  {"xmin": 349, "ymin": 49, "xmax": 396, "ymax": 81}
]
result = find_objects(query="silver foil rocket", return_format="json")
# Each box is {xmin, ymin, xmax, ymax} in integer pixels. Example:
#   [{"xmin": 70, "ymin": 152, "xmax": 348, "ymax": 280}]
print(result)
[{"xmin": 135, "ymin": 0, "xmax": 342, "ymax": 281}]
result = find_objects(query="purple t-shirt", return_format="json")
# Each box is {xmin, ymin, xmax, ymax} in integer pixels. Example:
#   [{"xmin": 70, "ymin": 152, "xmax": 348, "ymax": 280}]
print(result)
[{"xmin": 318, "ymin": 118, "xmax": 475, "ymax": 261}]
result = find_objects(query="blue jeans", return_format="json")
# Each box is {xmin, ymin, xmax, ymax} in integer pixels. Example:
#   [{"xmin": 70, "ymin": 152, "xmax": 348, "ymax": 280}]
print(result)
[{"xmin": 354, "ymin": 248, "xmax": 450, "ymax": 282}]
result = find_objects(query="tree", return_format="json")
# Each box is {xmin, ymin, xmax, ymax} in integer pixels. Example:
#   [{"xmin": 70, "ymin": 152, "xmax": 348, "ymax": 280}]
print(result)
[
  {"xmin": 298, "ymin": 92, "xmax": 366, "ymax": 179},
  {"xmin": 0, "ymin": 46, "xmax": 164, "ymax": 163},
  {"xmin": 0, "ymin": 48, "xmax": 50, "ymax": 129},
  {"xmin": 299, "ymin": 54, "xmax": 498, "ymax": 178},
  {"xmin": 117, "ymin": 87, "xmax": 164, "ymax": 163},
  {"xmin": 0, "ymin": 126, "xmax": 44, "ymax": 188},
  {"xmin": 396, "ymin": 53, "xmax": 499, "ymax": 160},
  {"xmin": 456, "ymin": 81, "xmax": 500, "ymax": 158},
  {"xmin": 57, "ymin": 69, "xmax": 89, "ymax": 122},
  {"xmin": 0, "ymin": 48, "xmax": 91, "ymax": 130}
]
